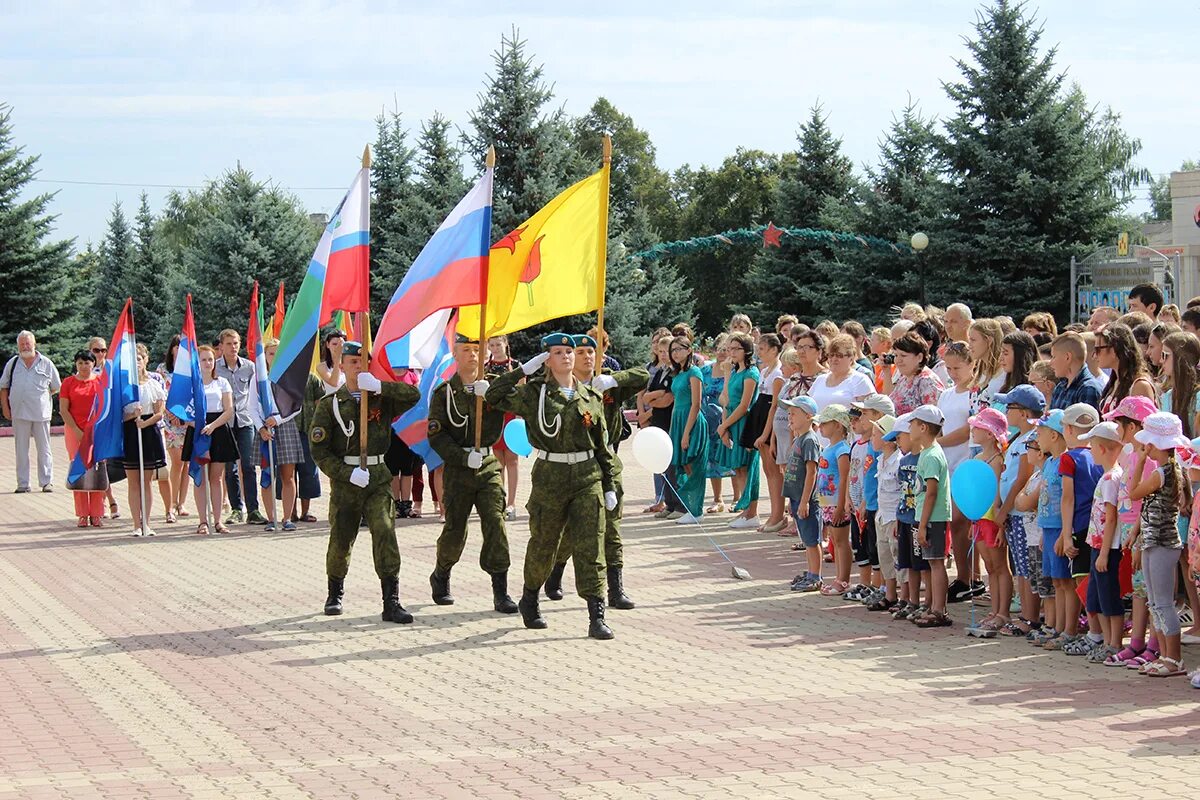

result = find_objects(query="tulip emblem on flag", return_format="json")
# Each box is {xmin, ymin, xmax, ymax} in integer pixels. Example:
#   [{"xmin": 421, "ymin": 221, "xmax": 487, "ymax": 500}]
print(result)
[{"xmin": 519, "ymin": 237, "xmax": 544, "ymax": 306}]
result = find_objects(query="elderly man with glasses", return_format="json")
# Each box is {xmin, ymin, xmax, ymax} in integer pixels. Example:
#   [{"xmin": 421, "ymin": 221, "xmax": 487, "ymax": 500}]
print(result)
[{"xmin": 1, "ymin": 331, "xmax": 62, "ymax": 492}]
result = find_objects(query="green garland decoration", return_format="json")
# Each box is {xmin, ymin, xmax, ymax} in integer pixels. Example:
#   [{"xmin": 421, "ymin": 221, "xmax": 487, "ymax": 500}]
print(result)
[{"xmin": 631, "ymin": 225, "xmax": 910, "ymax": 263}]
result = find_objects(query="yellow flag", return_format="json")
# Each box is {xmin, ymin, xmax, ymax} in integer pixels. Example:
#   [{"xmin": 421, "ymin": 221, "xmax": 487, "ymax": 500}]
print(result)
[{"xmin": 459, "ymin": 167, "xmax": 608, "ymax": 337}]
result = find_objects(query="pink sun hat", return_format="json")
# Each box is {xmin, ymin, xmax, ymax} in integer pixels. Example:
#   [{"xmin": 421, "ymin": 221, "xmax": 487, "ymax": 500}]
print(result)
[
  {"xmin": 1134, "ymin": 412, "xmax": 1191, "ymax": 451},
  {"xmin": 968, "ymin": 407, "xmax": 1009, "ymax": 444},
  {"xmin": 1102, "ymin": 395, "xmax": 1157, "ymax": 423}
]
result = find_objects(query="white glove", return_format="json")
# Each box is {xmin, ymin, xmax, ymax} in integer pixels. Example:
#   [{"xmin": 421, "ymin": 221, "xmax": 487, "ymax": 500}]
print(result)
[
  {"xmin": 592, "ymin": 374, "xmax": 618, "ymax": 392},
  {"xmin": 471, "ymin": 379, "xmax": 490, "ymax": 396},
  {"xmin": 349, "ymin": 467, "xmax": 370, "ymax": 488},
  {"xmin": 467, "ymin": 451, "xmax": 483, "ymax": 469},
  {"xmin": 604, "ymin": 491, "xmax": 618, "ymax": 511},
  {"xmin": 356, "ymin": 372, "xmax": 382, "ymax": 393},
  {"xmin": 522, "ymin": 352, "xmax": 550, "ymax": 375}
]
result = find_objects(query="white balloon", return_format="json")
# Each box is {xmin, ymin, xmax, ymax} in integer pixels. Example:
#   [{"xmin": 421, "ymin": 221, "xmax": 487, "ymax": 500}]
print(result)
[{"xmin": 631, "ymin": 427, "xmax": 674, "ymax": 474}]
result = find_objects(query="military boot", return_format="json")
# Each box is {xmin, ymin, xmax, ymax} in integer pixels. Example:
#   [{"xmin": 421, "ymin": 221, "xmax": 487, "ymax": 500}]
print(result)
[
  {"xmin": 544, "ymin": 561, "xmax": 567, "ymax": 601},
  {"xmin": 518, "ymin": 586, "xmax": 547, "ymax": 629},
  {"xmin": 491, "ymin": 572, "xmax": 518, "ymax": 614},
  {"xmin": 586, "ymin": 596, "xmax": 614, "ymax": 640},
  {"xmin": 430, "ymin": 568, "xmax": 454, "ymax": 605},
  {"xmin": 380, "ymin": 576, "xmax": 413, "ymax": 624},
  {"xmin": 324, "ymin": 576, "xmax": 344, "ymax": 616},
  {"xmin": 606, "ymin": 565, "xmax": 635, "ymax": 610}
]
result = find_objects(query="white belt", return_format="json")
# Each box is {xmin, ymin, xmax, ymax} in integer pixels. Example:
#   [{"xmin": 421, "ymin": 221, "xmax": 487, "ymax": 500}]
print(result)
[
  {"xmin": 532, "ymin": 448, "xmax": 594, "ymax": 464},
  {"xmin": 344, "ymin": 455, "xmax": 384, "ymax": 466}
]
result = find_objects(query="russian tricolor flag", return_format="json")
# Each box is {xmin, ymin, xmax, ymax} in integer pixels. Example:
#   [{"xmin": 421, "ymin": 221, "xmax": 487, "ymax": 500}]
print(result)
[
  {"xmin": 70, "ymin": 299, "xmax": 139, "ymax": 483},
  {"xmin": 165, "ymin": 295, "xmax": 209, "ymax": 485},
  {"xmin": 392, "ymin": 313, "xmax": 459, "ymax": 471}
]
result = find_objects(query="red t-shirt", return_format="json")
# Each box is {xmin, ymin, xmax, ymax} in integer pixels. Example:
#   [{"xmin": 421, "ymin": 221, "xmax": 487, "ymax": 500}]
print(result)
[{"xmin": 60, "ymin": 375, "xmax": 100, "ymax": 428}]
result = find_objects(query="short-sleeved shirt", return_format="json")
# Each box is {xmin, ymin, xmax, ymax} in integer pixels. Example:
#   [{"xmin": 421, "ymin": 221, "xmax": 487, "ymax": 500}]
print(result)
[
  {"xmin": 1038, "ymin": 456, "xmax": 1064, "ymax": 529},
  {"xmin": 0, "ymin": 353, "xmax": 61, "ymax": 421},
  {"xmin": 783, "ymin": 430, "xmax": 820, "ymax": 502},
  {"xmin": 1117, "ymin": 443, "xmax": 1153, "ymax": 530},
  {"xmin": 817, "ymin": 439, "xmax": 851, "ymax": 508},
  {"xmin": 1059, "ymin": 447, "xmax": 1103, "ymax": 535},
  {"xmin": 915, "ymin": 443, "xmax": 952, "ymax": 523},
  {"xmin": 1160, "ymin": 388, "xmax": 1200, "ymax": 424},
  {"xmin": 1000, "ymin": 428, "xmax": 1035, "ymax": 502},
  {"xmin": 889, "ymin": 368, "xmax": 944, "ymax": 416},
  {"xmin": 848, "ymin": 437, "xmax": 869, "ymax": 509},
  {"xmin": 124, "ymin": 378, "xmax": 166, "ymax": 417},
  {"xmin": 59, "ymin": 374, "xmax": 101, "ymax": 428},
  {"xmin": 1049, "ymin": 368, "xmax": 1103, "ymax": 411},
  {"xmin": 808, "ymin": 371, "xmax": 873, "ymax": 413},
  {"xmin": 1087, "ymin": 466, "xmax": 1123, "ymax": 549},
  {"xmin": 863, "ymin": 442, "xmax": 881, "ymax": 511},
  {"xmin": 876, "ymin": 449, "xmax": 901, "ymax": 525},
  {"xmin": 215, "ymin": 355, "xmax": 256, "ymax": 428},
  {"xmin": 202, "ymin": 377, "xmax": 233, "ymax": 413},
  {"xmin": 897, "ymin": 451, "xmax": 921, "ymax": 524},
  {"xmin": 937, "ymin": 384, "xmax": 976, "ymax": 474}
]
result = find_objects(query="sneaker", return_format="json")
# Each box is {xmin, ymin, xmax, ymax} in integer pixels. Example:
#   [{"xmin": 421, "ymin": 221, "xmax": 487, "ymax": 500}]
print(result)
[
  {"xmin": 505, "ymin": 506, "xmax": 517, "ymax": 521},
  {"xmin": 793, "ymin": 575, "xmax": 822, "ymax": 592},
  {"xmin": 130, "ymin": 528, "xmax": 143, "ymax": 537},
  {"xmin": 263, "ymin": 522, "xmax": 276, "ymax": 532},
  {"xmin": 143, "ymin": 528, "xmax": 156, "ymax": 537},
  {"xmin": 728, "ymin": 516, "xmax": 760, "ymax": 530},
  {"xmin": 246, "ymin": 510, "xmax": 268, "ymax": 525},
  {"xmin": 282, "ymin": 521, "xmax": 296, "ymax": 532},
  {"xmin": 843, "ymin": 584, "xmax": 867, "ymax": 601},
  {"xmin": 675, "ymin": 512, "xmax": 699, "ymax": 524},
  {"xmin": 967, "ymin": 580, "xmax": 986, "ymax": 598},
  {"xmin": 225, "ymin": 509, "xmax": 244, "ymax": 525},
  {"xmin": 946, "ymin": 579, "xmax": 971, "ymax": 603},
  {"xmin": 863, "ymin": 588, "xmax": 884, "ymax": 606}
]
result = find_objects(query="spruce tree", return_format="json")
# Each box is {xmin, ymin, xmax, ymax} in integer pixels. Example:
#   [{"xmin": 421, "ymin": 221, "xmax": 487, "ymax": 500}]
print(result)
[
  {"xmin": 0, "ymin": 104, "xmax": 76, "ymax": 367},
  {"xmin": 123, "ymin": 192, "xmax": 173, "ymax": 352},
  {"xmin": 369, "ymin": 108, "xmax": 421, "ymax": 316},
  {"xmin": 414, "ymin": 112, "xmax": 468, "ymax": 223},
  {"xmin": 91, "ymin": 201, "xmax": 135, "ymax": 337},
  {"xmin": 743, "ymin": 104, "xmax": 858, "ymax": 324}
]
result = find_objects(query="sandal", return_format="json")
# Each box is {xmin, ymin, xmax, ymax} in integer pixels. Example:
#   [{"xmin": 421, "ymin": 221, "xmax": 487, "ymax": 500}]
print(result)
[
  {"xmin": 301, "ymin": 513, "xmax": 317, "ymax": 523},
  {"xmin": 978, "ymin": 616, "xmax": 1008, "ymax": 632},
  {"xmin": 89, "ymin": 516, "xmax": 103, "ymax": 528},
  {"xmin": 819, "ymin": 580, "xmax": 849, "ymax": 597},
  {"xmin": 790, "ymin": 542, "xmax": 806, "ymax": 551},
  {"xmin": 1127, "ymin": 649, "xmax": 1159, "ymax": 670},
  {"xmin": 916, "ymin": 610, "xmax": 954, "ymax": 628},
  {"xmin": 166, "ymin": 511, "xmax": 177, "ymax": 524},
  {"xmin": 644, "ymin": 503, "xmax": 666, "ymax": 514},
  {"xmin": 706, "ymin": 502, "xmax": 727, "ymax": 514},
  {"xmin": 215, "ymin": 523, "xmax": 231, "ymax": 535},
  {"xmin": 77, "ymin": 516, "xmax": 89, "ymax": 528},
  {"xmin": 176, "ymin": 506, "xmax": 190, "ymax": 518},
  {"xmin": 999, "ymin": 620, "xmax": 1028, "ymax": 637},
  {"xmin": 1142, "ymin": 656, "xmax": 1186, "ymax": 677},
  {"xmin": 196, "ymin": 523, "xmax": 210, "ymax": 536}
]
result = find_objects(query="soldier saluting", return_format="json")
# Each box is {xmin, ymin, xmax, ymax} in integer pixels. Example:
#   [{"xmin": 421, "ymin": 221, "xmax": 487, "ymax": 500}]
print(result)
[
  {"xmin": 309, "ymin": 341, "xmax": 420, "ymax": 623},
  {"xmin": 426, "ymin": 334, "xmax": 518, "ymax": 614},
  {"xmin": 485, "ymin": 333, "xmax": 619, "ymax": 640}
]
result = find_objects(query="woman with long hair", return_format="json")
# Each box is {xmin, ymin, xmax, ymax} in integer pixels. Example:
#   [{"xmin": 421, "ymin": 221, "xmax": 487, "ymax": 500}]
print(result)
[
  {"xmin": 640, "ymin": 333, "xmax": 679, "ymax": 515},
  {"xmin": 59, "ymin": 349, "xmax": 109, "ymax": 527},
  {"xmin": 183, "ymin": 345, "xmax": 238, "ymax": 534},
  {"xmin": 122, "ymin": 344, "xmax": 167, "ymax": 537},
  {"xmin": 999, "ymin": 331, "xmax": 1038, "ymax": 393},
  {"xmin": 714, "ymin": 332, "xmax": 761, "ymax": 527},
  {"xmin": 157, "ymin": 335, "xmax": 190, "ymax": 522},
  {"xmin": 316, "ymin": 330, "xmax": 346, "ymax": 394},
  {"xmin": 1096, "ymin": 323, "xmax": 1156, "ymax": 417},
  {"xmin": 701, "ymin": 334, "xmax": 735, "ymax": 512},
  {"xmin": 485, "ymin": 334, "xmax": 522, "ymax": 519},
  {"xmin": 1148, "ymin": 322, "xmax": 1181, "ymax": 382},
  {"xmin": 968, "ymin": 318, "xmax": 1005, "ymax": 408},
  {"xmin": 668, "ymin": 335, "xmax": 710, "ymax": 522},
  {"xmin": 749, "ymin": 334, "xmax": 786, "ymax": 532},
  {"xmin": 1160, "ymin": 332, "xmax": 1200, "ymax": 437}
]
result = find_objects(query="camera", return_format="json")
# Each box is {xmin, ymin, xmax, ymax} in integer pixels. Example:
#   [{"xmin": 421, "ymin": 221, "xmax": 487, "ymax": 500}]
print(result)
[{"xmin": 882, "ymin": 354, "xmax": 895, "ymax": 366}]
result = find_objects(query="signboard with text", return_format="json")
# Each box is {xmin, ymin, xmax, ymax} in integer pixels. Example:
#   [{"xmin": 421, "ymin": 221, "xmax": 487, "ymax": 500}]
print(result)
[{"xmin": 1071, "ymin": 245, "xmax": 1180, "ymax": 322}]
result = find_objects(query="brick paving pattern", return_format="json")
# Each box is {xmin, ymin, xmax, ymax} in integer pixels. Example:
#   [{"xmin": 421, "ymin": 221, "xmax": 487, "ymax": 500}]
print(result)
[{"xmin": 0, "ymin": 437, "xmax": 1197, "ymax": 798}]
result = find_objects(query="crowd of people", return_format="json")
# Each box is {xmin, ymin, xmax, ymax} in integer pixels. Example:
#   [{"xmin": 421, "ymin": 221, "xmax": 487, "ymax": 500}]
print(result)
[{"xmin": 634, "ymin": 284, "xmax": 1200, "ymax": 688}]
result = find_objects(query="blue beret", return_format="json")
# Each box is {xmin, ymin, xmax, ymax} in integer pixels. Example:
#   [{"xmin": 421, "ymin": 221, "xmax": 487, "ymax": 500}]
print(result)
[
  {"xmin": 541, "ymin": 333, "xmax": 573, "ymax": 350},
  {"xmin": 343, "ymin": 341, "xmax": 363, "ymax": 356},
  {"xmin": 572, "ymin": 334, "xmax": 598, "ymax": 350}
]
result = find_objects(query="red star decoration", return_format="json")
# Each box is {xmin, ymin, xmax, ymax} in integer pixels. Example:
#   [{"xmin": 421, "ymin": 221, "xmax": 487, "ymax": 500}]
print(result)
[
  {"xmin": 493, "ymin": 225, "xmax": 527, "ymax": 254},
  {"xmin": 762, "ymin": 223, "xmax": 783, "ymax": 248}
]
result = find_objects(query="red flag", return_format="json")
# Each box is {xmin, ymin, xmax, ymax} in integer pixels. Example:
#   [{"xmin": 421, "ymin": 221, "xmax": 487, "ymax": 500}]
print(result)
[
  {"xmin": 320, "ymin": 166, "xmax": 370, "ymax": 319},
  {"xmin": 271, "ymin": 281, "xmax": 285, "ymax": 339},
  {"xmin": 246, "ymin": 282, "xmax": 261, "ymax": 358}
]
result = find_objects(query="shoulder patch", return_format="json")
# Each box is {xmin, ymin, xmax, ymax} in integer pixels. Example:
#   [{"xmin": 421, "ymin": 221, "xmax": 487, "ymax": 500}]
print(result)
[
  {"xmin": 428, "ymin": 419, "xmax": 442, "ymax": 435},
  {"xmin": 311, "ymin": 426, "xmax": 327, "ymax": 443}
]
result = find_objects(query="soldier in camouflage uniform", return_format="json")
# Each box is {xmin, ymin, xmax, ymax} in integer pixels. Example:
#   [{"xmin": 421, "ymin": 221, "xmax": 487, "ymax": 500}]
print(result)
[
  {"xmin": 485, "ymin": 333, "xmax": 618, "ymax": 640},
  {"xmin": 543, "ymin": 333, "xmax": 648, "ymax": 610},
  {"xmin": 426, "ymin": 335, "xmax": 518, "ymax": 614},
  {"xmin": 309, "ymin": 342, "xmax": 420, "ymax": 623}
]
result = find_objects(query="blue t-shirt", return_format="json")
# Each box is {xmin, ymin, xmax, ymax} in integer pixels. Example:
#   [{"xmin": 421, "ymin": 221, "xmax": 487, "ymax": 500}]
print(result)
[
  {"xmin": 1037, "ymin": 456, "xmax": 1064, "ymax": 529},
  {"xmin": 897, "ymin": 451, "xmax": 920, "ymax": 525},
  {"xmin": 999, "ymin": 428, "xmax": 1035, "ymax": 502},
  {"xmin": 817, "ymin": 439, "xmax": 851, "ymax": 507},
  {"xmin": 1059, "ymin": 446, "xmax": 1103, "ymax": 536},
  {"xmin": 863, "ymin": 442, "xmax": 881, "ymax": 511}
]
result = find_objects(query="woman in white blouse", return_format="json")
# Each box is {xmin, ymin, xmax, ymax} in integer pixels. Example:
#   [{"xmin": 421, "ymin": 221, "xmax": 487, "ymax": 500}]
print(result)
[
  {"xmin": 122, "ymin": 345, "xmax": 167, "ymax": 537},
  {"xmin": 182, "ymin": 345, "xmax": 237, "ymax": 535},
  {"xmin": 808, "ymin": 334, "xmax": 874, "ymax": 417}
]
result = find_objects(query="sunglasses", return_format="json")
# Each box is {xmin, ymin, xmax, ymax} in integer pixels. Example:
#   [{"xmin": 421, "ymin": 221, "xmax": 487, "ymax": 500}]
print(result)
[
  {"xmin": 91, "ymin": 347, "xmax": 107, "ymax": 353},
  {"xmin": 848, "ymin": 409, "xmax": 863, "ymax": 418}
]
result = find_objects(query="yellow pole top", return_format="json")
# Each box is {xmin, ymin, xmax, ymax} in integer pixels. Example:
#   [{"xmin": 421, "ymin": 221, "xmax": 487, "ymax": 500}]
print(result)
[
  {"xmin": 602, "ymin": 134, "xmax": 612, "ymax": 165},
  {"xmin": 486, "ymin": 145, "xmax": 496, "ymax": 169},
  {"xmin": 361, "ymin": 145, "xmax": 371, "ymax": 168}
]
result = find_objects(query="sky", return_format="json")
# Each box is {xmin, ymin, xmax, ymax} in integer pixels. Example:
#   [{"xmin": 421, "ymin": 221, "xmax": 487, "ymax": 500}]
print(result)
[{"xmin": 4, "ymin": 0, "xmax": 1199, "ymax": 248}]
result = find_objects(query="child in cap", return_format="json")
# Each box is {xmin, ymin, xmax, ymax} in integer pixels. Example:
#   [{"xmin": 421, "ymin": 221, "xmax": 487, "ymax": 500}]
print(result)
[
  {"xmin": 890, "ymin": 414, "xmax": 930, "ymax": 620},
  {"xmin": 845, "ymin": 405, "xmax": 879, "ymax": 602},
  {"xmin": 938, "ymin": 341, "xmax": 983, "ymax": 604},
  {"xmin": 858, "ymin": 414, "xmax": 893, "ymax": 607},
  {"xmin": 1035, "ymin": 410, "xmax": 1071, "ymax": 649},
  {"xmin": 1078, "ymin": 421, "xmax": 1125, "ymax": 663},
  {"xmin": 815, "ymin": 405, "xmax": 853, "ymax": 596},
  {"xmin": 1057, "ymin": 402, "xmax": 1106, "ymax": 656},
  {"xmin": 967, "ymin": 407, "xmax": 1011, "ymax": 633},
  {"xmin": 908, "ymin": 404, "xmax": 953, "ymax": 627},
  {"xmin": 782, "ymin": 396, "xmax": 823, "ymax": 592},
  {"xmin": 870, "ymin": 415, "xmax": 901, "ymax": 611},
  {"xmin": 1129, "ymin": 412, "xmax": 1191, "ymax": 676},
  {"xmin": 993, "ymin": 384, "xmax": 1046, "ymax": 636}
]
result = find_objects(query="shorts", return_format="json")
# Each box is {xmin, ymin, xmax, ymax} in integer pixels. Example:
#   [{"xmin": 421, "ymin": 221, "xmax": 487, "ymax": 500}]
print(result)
[
  {"xmin": 1070, "ymin": 532, "xmax": 1092, "ymax": 578},
  {"xmin": 919, "ymin": 521, "xmax": 949, "ymax": 562},
  {"xmin": 897, "ymin": 521, "xmax": 929, "ymax": 572},
  {"xmin": 1131, "ymin": 567, "xmax": 1147, "ymax": 600},
  {"xmin": 790, "ymin": 498, "xmax": 821, "ymax": 548},
  {"xmin": 851, "ymin": 511, "xmax": 877, "ymax": 567},
  {"xmin": 1027, "ymin": 545, "xmax": 1055, "ymax": 598},
  {"xmin": 1006, "ymin": 516, "xmax": 1031, "ymax": 577},
  {"xmin": 876, "ymin": 518, "xmax": 899, "ymax": 581},
  {"xmin": 1041, "ymin": 527, "xmax": 1071, "ymax": 580},
  {"xmin": 1087, "ymin": 547, "xmax": 1124, "ymax": 616},
  {"xmin": 819, "ymin": 506, "xmax": 840, "ymax": 527},
  {"xmin": 973, "ymin": 519, "xmax": 1001, "ymax": 548}
]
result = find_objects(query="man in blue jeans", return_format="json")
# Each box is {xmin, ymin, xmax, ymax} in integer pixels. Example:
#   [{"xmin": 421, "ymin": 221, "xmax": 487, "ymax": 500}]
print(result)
[{"xmin": 215, "ymin": 329, "xmax": 265, "ymax": 525}]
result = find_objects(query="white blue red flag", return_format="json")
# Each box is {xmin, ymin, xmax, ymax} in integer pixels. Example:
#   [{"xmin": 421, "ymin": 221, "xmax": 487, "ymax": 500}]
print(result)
[
  {"xmin": 391, "ymin": 313, "xmax": 458, "ymax": 471},
  {"xmin": 165, "ymin": 294, "xmax": 209, "ymax": 485},
  {"xmin": 70, "ymin": 298, "xmax": 139, "ymax": 483},
  {"xmin": 371, "ymin": 166, "xmax": 493, "ymax": 378}
]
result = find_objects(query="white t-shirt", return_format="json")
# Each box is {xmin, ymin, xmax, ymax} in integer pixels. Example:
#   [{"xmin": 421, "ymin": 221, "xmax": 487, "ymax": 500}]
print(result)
[
  {"xmin": 977, "ymin": 371, "xmax": 1006, "ymax": 409},
  {"xmin": 876, "ymin": 449, "xmax": 902, "ymax": 525},
  {"xmin": 808, "ymin": 371, "xmax": 873, "ymax": 412},
  {"xmin": 758, "ymin": 363, "xmax": 783, "ymax": 398},
  {"xmin": 938, "ymin": 384, "xmax": 974, "ymax": 474},
  {"xmin": 124, "ymin": 378, "xmax": 167, "ymax": 416},
  {"xmin": 202, "ymin": 377, "xmax": 233, "ymax": 412}
]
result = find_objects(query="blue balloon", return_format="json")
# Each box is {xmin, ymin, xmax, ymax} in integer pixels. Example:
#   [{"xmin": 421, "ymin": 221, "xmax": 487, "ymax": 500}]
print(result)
[
  {"xmin": 950, "ymin": 459, "xmax": 998, "ymax": 522},
  {"xmin": 503, "ymin": 418, "xmax": 533, "ymax": 457}
]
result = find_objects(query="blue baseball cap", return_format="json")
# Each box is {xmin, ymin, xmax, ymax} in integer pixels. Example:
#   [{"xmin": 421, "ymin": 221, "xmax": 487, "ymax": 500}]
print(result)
[
  {"xmin": 994, "ymin": 384, "xmax": 1046, "ymax": 414},
  {"xmin": 780, "ymin": 395, "xmax": 818, "ymax": 416},
  {"xmin": 1036, "ymin": 409, "xmax": 1065, "ymax": 434}
]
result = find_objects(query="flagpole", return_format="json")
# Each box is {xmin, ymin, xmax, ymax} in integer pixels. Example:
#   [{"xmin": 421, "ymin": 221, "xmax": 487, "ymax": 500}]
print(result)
[
  {"xmin": 474, "ymin": 146, "xmax": 496, "ymax": 451},
  {"xmin": 359, "ymin": 145, "xmax": 372, "ymax": 471},
  {"xmin": 128, "ymin": 298, "xmax": 149, "ymax": 536},
  {"xmin": 594, "ymin": 134, "xmax": 612, "ymax": 377},
  {"xmin": 268, "ymin": 437, "xmax": 277, "ymax": 527}
]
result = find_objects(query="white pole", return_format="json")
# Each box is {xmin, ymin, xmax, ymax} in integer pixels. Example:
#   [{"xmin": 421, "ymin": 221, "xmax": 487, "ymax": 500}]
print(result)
[
  {"xmin": 268, "ymin": 435, "xmax": 277, "ymax": 527},
  {"xmin": 201, "ymin": 460, "xmax": 212, "ymax": 532},
  {"xmin": 136, "ymin": 412, "xmax": 147, "ymax": 534}
]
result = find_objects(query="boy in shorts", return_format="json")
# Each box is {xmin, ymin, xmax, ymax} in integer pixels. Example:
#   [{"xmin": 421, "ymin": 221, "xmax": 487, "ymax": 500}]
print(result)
[
  {"xmin": 909, "ymin": 404, "xmax": 953, "ymax": 628},
  {"xmin": 1058, "ymin": 403, "xmax": 1104, "ymax": 655},
  {"xmin": 783, "ymin": 396, "xmax": 823, "ymax": 592}
]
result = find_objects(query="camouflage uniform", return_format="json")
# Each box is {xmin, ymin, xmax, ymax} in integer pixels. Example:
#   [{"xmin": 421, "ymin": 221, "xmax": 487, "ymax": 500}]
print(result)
[
  {"xmin": 427, "ymin": 372, "xmax": 517, "ymax": 613},
  {"xmin": 310, "ymin": 379, "xmax": 419, "ymax": 621},
  {"xmin": 546, "ymin": 366, "xmax": 649, "ymax": 607},
  {"xmin": 485, "ymin": 347, "xmax": 616, "ymax": 638}
]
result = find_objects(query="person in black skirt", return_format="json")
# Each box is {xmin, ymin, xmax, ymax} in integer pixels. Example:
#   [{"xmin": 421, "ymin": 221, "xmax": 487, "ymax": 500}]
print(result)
[
  {"xmin": 123, "ymin": 345, "xmax": 168, "ymax": 537},
  {"xmin": 254, "ymin": 339, "xmax": 306, "ymax": 532},
  {"xmin": 183, "ymin": 345, "xmax": 238, "ymax": 534}
]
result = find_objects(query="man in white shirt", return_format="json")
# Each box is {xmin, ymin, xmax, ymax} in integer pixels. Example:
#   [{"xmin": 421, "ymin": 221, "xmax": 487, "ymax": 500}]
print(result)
[{"xmin": 1, "ymin": 331, "xmax": 62, "ymax": 492}]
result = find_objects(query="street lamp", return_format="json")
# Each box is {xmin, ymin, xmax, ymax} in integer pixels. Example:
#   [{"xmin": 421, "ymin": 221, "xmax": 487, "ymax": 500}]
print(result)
[{"xmin": 911, "ymin": 232, "xmax": 929, "ymax": 305}]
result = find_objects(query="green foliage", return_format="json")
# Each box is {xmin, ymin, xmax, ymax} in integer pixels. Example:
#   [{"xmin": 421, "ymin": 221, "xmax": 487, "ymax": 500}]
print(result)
[
  {"xmin": 414, "ymin": 112, "xmax": 469, "ymax": 220},
  {"xmin": 125, "ymin": 193, "xmax": 173, "ymax": 353},
  {"xmin": 0, "ymin": 104, "xmax": 76, "ymax": 368},
  {"xmin": 90, "ymin": 201, "xmax": 135, "ymax": 338},
  {"xmin": 369, "ymin": 107, "xmax": 421, "ymax": 317},
  {"xmin": 1147, "ymin": 158, "xmax": 1198, "ymax": 222}
]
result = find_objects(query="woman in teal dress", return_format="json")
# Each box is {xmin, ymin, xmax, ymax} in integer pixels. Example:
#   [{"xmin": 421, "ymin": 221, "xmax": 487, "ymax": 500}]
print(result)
[
  {"xmin": 668, "ymin": 336, "xmax": 710, "ymax": 521},
  {"xmin": 701, "ymin": 334, "xmax": 735, "ymax": 511},
  {"xmin": 714, "ymin": 332, "xmax": 761, "ymax": 528}
]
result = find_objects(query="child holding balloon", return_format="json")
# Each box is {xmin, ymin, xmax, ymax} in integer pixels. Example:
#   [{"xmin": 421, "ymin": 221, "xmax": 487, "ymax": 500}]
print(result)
[{"xmin": 965, "ymin": 408, "xmax": 1011, "ymax": 633}]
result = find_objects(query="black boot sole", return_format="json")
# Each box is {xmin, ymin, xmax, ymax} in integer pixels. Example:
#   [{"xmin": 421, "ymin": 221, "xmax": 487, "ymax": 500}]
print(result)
[
  {"xmin": 589, "ymin": 624, "xmax": 614, "ymax": 640},
  {"xmin": 494, "ymin": 599, "xmax": 519, "ymax": 614},
  {"xmin": 382, "ymin": 609, "xmax": 414, "ymax": 624},
  {"xmin": 324, "ymin": 606, "xmax": 343, "ymax": 616},
  {"xmin": 608, "ymin": 595, "xmax": 635, "ymax": 610},
  {"xmin": 432, "ymin": 596, "xmax": 454, "ymax": 606},
  {"xmin": 545, "ymin": 590, "xmax": 564, "ymax": 601}
]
